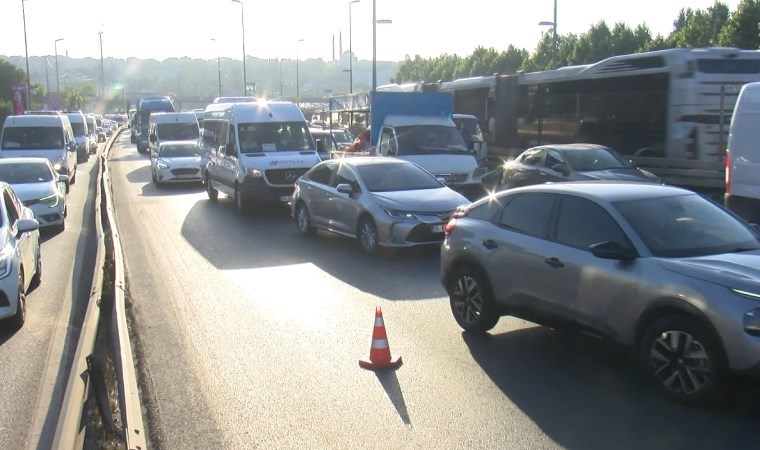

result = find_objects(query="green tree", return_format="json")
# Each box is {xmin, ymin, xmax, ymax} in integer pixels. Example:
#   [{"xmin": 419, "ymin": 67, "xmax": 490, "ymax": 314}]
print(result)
[
  {"xmin": 669, "ymin": 2, "xmax": 730, "ymax": 47},
  {"xmin": 61, "ymin": 87, "xmax": 85, "ymax": 111},
  {"xmin": 0, "ymin": 58, "xmax": 25, "ymax": 123},
  {"xmin": 718, "ymin": 0, "xmax": 760, "ymax": 48}
]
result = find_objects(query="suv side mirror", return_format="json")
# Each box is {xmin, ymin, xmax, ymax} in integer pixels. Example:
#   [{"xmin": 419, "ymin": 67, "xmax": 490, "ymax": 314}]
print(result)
[
  {"xmin": 590, "ymin": 240, "xmax": 636, "ymax": 260},
  {"xmin": 225, "ymin": 143, "xmax": 237, "ymax": 157}
]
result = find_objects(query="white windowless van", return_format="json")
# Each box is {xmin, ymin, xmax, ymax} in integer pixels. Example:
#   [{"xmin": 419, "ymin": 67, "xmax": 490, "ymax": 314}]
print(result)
[{"xmin": 725, "ymin": 82, "xmax": 760, "ymax": 223}]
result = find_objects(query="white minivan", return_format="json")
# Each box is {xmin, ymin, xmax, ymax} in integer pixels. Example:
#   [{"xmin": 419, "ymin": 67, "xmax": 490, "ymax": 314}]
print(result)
[
  {"xmin": 204, "ymin": 101, "xmax": 321, "ymax": 214},
  {"xmin": 147, "ymin": 111, "xmax": 200, "ymax": 157},
  {"xmin": 0, "ymin": 115, "xmax": 78, "ymax": 191},
  {"xmin": 725, "ymin": 82, "xmax": 760, "ymax": 223}
]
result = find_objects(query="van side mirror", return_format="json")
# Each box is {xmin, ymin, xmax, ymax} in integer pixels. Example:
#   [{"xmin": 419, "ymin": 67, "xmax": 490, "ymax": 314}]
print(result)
[
  {"xmin": 58, "ymin": 174, "xmax": 69, "ymax": 183},
  {"xmin": 16, "ymin": 218, "xmax": 39, "ymax": 236},
  {"xmin": 150, "ymin": 134, "xmax": 157, "ymax": 143},
  {"xmin": 225, "ymin": 143, "xmax": 237, "ymax": 157}
]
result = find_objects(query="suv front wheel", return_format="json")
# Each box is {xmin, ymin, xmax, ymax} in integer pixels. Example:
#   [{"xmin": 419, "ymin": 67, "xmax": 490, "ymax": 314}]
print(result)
[{"xmin": 639, "ymin": 315, "xmax": 726, "ymax": 404}]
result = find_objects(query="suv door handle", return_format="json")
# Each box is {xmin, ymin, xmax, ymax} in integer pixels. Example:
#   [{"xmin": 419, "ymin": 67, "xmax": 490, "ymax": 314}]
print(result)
[
  {"xmin": 481, "ymin": 239, "xmax": 498, "ymax": 250},
  {"xmin": 545, "ymin": 257, "xmax": 564, "ymax": 268}
]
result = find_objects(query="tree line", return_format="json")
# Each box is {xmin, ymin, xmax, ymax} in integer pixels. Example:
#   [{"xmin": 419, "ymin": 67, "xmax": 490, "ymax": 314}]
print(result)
[{"xmin": 392, "ymin": 0, "xmax": 760, "ymax": 83}]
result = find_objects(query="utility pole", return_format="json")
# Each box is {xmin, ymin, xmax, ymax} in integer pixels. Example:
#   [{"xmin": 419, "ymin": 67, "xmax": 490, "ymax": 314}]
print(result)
[
  {"xmin": 98, "ymin": 31, "xmax": 105, "ymax": 98},
  {"xmin": 21, "ymin": 0, "xmax": 31, "ymax": 109}
]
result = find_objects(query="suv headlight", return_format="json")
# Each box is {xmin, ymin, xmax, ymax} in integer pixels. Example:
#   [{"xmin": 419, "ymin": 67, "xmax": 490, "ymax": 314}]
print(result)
[
  {"xmin": 384, "ymin": 208, "xmax": 417, "ymax": 219},
  {"xmin": 247, "ymin": 168, "xmax": 263, "ymax": 177}
]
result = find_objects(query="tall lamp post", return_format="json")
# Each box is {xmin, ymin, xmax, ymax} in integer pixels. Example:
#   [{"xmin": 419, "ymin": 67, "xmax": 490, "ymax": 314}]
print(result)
[
  {"xmin": 231, "ymin": 0, "xmax": 247, "ymax": 96},
  {"xmin": 211, "ymin": 38, "xmax": 222, "ymax": 97},
  {"xmin": 538, "ymin": 0, "xmax": 558, "ymax": 69},
  {"xmin": 296, "ymin": 38, "xmax": 304, "ymax": 106},
  {"xmin": 21, "ymin": 0, "xmax": 31, "ymax": 109},
  {"xmin": 54, "ymin": 38, "xmax": 64, "ymax": 95},
  {"xmin": 348, "ymin": 0, "xmax": 360, "ymax": 94},
  {"xmin": 371, "ymin": 0, "xmax": 392, "ymax": 93}
]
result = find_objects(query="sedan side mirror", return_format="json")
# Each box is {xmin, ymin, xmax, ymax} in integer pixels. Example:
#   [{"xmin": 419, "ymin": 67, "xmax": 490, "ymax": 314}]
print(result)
[
  {"xmin": 336, "ymin": 183, "xmax": 354, "ymax": 195},
  {"xmin": 589, "ymin": 240, "xmax": 636, "ymax": 260},
  {"xmin": 551, "ymin": 163, "xmax": 569, "ymax": 175}
]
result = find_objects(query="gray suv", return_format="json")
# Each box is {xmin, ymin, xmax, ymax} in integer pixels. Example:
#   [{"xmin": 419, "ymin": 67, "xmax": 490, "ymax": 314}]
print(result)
[{"xmin": 441, "ymin": 181, "xmax": 760, "ymax": 404}]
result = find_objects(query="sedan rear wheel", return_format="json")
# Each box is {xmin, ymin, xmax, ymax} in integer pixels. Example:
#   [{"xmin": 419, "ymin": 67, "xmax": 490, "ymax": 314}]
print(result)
[
  {"xmin": 639, "ymin": 315, "xmax": 725, "ymax": 404},
  {"xmin": 206, "ymin": 176, "xmax": 218, "ymax": 201},
  {"xmin": 448, "ymin": 265, "xmax": 499, "ymax": 332},
  {"xmin": 296, "ymin": 202, "xmax": 316, "ymax": 236},
  {"xmin": 358, "ymin": 217, "xmax": 379, "ymax": 253}
]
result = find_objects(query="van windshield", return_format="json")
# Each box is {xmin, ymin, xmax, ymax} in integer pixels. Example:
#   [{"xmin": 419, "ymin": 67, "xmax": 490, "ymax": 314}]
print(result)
[
  {"xmin": 157, "ymin": 122, "xmax": 199, "ymax": 140},
  {"xmin": 1, "ymin": 126, "xmax": 64, "ymax": 150},
  {"xmin": 238, "ymin": 122, "xmax": 315, "ymax": 153},
  {"xmin": 71, "ymin": 122, "xmax": 86, "ymax": 136}
]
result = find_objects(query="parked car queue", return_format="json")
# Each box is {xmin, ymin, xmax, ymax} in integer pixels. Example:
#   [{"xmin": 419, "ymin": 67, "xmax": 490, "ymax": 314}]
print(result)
[
  {"xmin": 0, "ymin": 110, "xmax": 104, "ymax": 330},
  {"xmin": 134, "ymin": 99, "xmax": 760, "ymax": 406}
]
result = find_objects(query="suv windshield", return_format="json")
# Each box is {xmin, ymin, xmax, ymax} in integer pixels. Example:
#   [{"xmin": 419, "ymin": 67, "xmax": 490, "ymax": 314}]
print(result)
[
  {"xmin": 1, "ymin": 126, "xmax": 63, "ymax": 150},
  {"xmin": 395, "ymin": 125, "xmax": 470, "ymax": 156},
  {"xmin": 71, "ymin": 122, "xmax": 86, "ymax": 136},
  {"xmin": 157, "ymin": 123, "xmax": 199, "ymax": 141},
  {"xmin": 0, "ymin": 162, "xmax": 54, "ymax": 184},
  {"xmin": 237, "ymin": 122, "xmax": 315, "ymax": 152},
  {"xmin": 356, "ymin": 162, "xmax": 443, "ymax": 192},
  {"xmin": 615, "ymin": 194, "xmax": 760, "ymax": 257}
]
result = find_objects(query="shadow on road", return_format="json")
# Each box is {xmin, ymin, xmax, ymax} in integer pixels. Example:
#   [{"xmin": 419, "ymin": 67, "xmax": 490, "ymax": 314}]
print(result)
[
  {"xmin": 180, "ymin": 199, "xmax": 444, "ymax": 300},
  {"xmin": 109, "ymin": 151, "xmax": 146, "ymax": 163},
  {"xmin": 462, "ymin": 326, "xmax": 760, "ymax": 450},
  {"xmin": 375, "ymin": 370, "xmax": 412, "ymax": 426},
  {"xmin": 141, "ymin": 182, "xmax": 204, "ymax": 197}
]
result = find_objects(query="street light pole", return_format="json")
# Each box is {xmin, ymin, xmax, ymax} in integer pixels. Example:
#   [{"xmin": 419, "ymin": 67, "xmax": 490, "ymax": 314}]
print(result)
[
  {"xmin": 372, "ymin": 0, "xmax": 376, "ymax": 93},
  {"xmin": 54, "ymin": 38, "xmax": 64, "ymax": 95},
  {"xmin": 231, "ymin": 0, "xmax": 247, "ymax": 96},
  {"xmin": 552, "ymin": 0, "xmax": 557, "ymax": 70},
  {"xmin": 21, "ymin": 0, "xmax": 31, "ymax": 109},
  {"xmin": 348, "ymin": 0, "xmax": 359, "ymax": 94},
  {"xmin": 296, "ymin": 38, "xmax": 304, "ymax": 106},
  {"xmin": 211, "ymin": 38, "xmax": 222, "ymax": 97}
]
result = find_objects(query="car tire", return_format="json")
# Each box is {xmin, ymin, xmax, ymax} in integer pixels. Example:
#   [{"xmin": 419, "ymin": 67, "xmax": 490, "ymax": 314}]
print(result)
[
  {"xmin": 30, "ymin": 244, "xmax": 42, "ymax": 290},
  {"xmin": 358, "ymin": 216, "xmax": 379, "ymax": 254},
  {"xmin": 65, "ymin": 182, "xmax": 70, "ymax": 194},
  {"xmin": 639, "ymin": 314, "xmax": 726, "ymax": 405},
  {"xmin": 447, "ymin": 265, "xmax": 500, "ymax": 333},
  {"xmin": 295, "ymin": 202, "xmax": 316, "ymax": 236},
  {"xmin": 11, "ymin": 273, "xmax": 26, "ymax": 329},
  {"xmin": 206, "ymin": 176, "xmax": 218, "ymax": 201},
  {"xmin": 235, "ymin": 185, "xmax": 250, "ymax": 215}
]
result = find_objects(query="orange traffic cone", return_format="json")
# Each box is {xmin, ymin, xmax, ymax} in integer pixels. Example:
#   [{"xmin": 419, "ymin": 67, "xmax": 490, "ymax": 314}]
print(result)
[{"xmin": 359, "ymin": 307, "xmax": 402, "ymax": 370}]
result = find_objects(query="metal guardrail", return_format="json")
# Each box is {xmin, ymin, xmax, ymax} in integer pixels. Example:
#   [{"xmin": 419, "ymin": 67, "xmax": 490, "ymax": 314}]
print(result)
[{"xmin": 52, "ymin": 129, "xmax": 147, "ymax": 450}]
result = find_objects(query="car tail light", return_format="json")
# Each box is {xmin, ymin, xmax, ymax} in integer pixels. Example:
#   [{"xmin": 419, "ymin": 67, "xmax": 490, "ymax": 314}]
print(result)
[
  {"xmin": 445, "ymin": 211, "xmax": 465, "ymax": 237},
  {"xmin": 725, "ymin": 151, "xmax": 731, "ymax": 194}
]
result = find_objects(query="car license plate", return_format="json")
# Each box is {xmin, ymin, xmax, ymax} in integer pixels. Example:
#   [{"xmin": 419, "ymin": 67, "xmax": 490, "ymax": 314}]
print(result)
[
  {"xmin": 431, "ymin": 224, "xmax": 445, "ymax": 233},
  {"xmin": 177, "ymin": 174, "xmax": 196, "ymax": 179},
  {"xmin": 280, "ymin": 195, "xmax": 292, "ymax": 202}
]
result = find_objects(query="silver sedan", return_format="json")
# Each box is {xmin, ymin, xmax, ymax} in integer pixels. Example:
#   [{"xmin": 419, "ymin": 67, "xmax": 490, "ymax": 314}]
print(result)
[
  {"xmin": 292, "ymin": 157, "xmax": 470, "ymax": 253},
  {"xmin": 150, "ymin": 141, "xmax": 203, "ymax": 186}
]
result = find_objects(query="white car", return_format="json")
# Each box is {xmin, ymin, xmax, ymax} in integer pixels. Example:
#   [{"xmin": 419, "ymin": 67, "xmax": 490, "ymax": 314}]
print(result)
[
  {"xmin": 0, "ymin": 158, "xmax": 67, "ymax": 231},
  {"xmin": 150, "ymin": 141, "xmax": 203, "ymax": 186},
  {"xmin": 0, "ymin": 182, "xmax": 41, "ymax": 328}
]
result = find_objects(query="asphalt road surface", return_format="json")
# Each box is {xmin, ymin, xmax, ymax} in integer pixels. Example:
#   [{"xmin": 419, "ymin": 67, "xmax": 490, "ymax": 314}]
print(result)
[
  {"xmin": 0, "ymin": 147, "xmax": 100, "ymax": 449},
  {"xmin": 108, "ymin": 134, "xmax": 760, "ymax": 450}
]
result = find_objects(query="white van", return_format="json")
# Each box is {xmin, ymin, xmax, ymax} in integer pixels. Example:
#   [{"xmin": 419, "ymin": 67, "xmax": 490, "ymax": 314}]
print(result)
[
  {"xmin": 725, "ymin": 82, "xmax": 760, "ymax": 223},
  {"xmin": 147, "ymin": 112, "xmax": 200, "ymax": 156},
  {"xmin": 0, "ymin": 115, "xmax": 78, "ymax": 191},
  {"xmin": 204, "ymin": 101, "xmax": 321, "ymax": 214},
  {"xmin": 65, "ymin": 112, "xmax": 90, "ymax": 163}
]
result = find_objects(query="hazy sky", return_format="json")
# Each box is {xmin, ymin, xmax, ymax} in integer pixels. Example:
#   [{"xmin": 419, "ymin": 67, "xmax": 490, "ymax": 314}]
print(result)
[{"xmin": 0, "ymin": 0, "xmax": 741, "ymax": 62}]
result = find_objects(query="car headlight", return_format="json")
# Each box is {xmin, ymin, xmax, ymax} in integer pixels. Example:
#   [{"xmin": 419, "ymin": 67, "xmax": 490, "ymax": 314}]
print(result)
[
  {"xmin": 39, "ymin": 194, "xmax": 60, "ymax": 208},
  {"xmin": 383, "ymin": 208, "xmax": 417, "ymax": 219},
  {"xmin": 732, "ymin": 288, "xmax": 760, "ymax": 301},
  {"xmin": 0, "ymin": 251, "xmax": 11, "ymax": 279},
  {"xmin": 247, "ymin": 168, "xmax": 263, "ymax": 177},
  {"xmin": 156, "ymin": 161, "xmax": 169, "ymax": 170}
]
